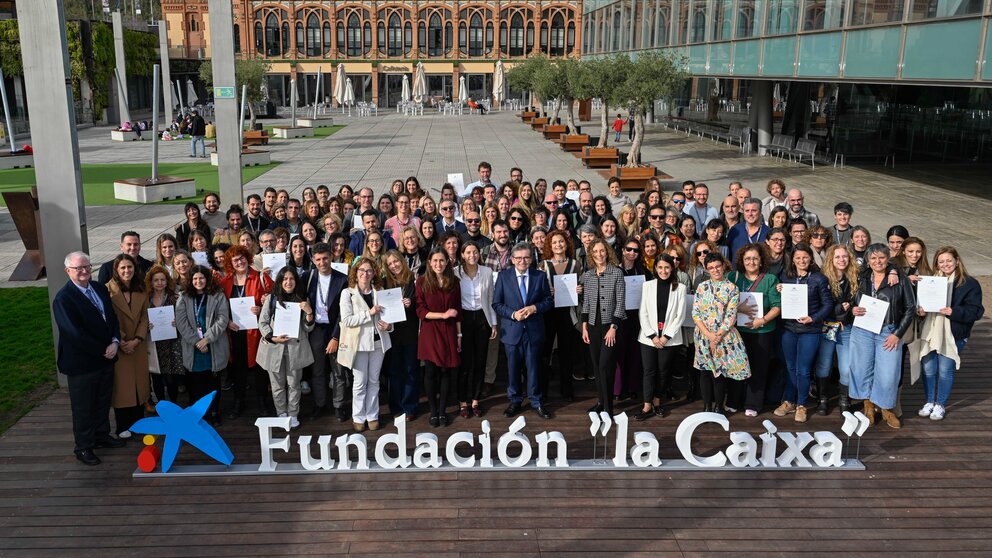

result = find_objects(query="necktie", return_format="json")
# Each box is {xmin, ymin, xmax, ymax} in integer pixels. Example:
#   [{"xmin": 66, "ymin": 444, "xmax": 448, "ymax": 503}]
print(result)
[
  {"xmin": 518, "ymin": 274, "xmax": 527, "ymax": 302},
  {"xmin": 85, "ymin": 287, "xmax": 106, "ymax": 320}
]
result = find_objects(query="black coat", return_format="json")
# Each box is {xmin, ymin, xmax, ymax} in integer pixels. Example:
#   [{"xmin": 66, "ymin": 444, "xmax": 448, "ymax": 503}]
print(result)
[
  {"xmin": 97, "ymin": 255, "xmax": 153, "ymax": 285},
  {"xmin": 946, "ymin": 276, "xmax": 985, "ymax": 342},
  {"xmin": 779, "ymin": 271, "xmax": 834, "ymax": 334},
  {"xmin": 855, "ymin": 268, "xmax": 917, "ymax": 338},
  {"xmin": 52, "ymin": 280, "xmax": 120, "ymax": 375}
]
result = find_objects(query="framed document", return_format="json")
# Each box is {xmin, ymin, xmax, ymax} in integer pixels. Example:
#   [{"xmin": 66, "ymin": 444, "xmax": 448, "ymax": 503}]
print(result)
[{"xmin": 780, "ymin": 284, "xmax": 808, "ymax": 320}]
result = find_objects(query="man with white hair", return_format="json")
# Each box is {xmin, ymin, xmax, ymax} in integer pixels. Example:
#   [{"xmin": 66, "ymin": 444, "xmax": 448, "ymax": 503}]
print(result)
[{"xmin": 53, "ymin": 252, "xmax": 126, "ymax": 466}]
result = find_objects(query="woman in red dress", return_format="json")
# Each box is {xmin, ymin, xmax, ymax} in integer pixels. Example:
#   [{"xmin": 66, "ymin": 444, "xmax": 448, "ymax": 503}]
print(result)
[{"xmin": 416, "ymin": 247, "xmax": 462, "ymax": 427}]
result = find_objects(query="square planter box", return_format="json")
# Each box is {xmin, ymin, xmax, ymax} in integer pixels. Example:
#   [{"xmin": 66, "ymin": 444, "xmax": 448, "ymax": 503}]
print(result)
[
  {"xmin": 111, "ymin": 130, "xmax": 143, "ymax": 141},
  {"xmin": 0, "ymin": 152, "xmax": 33, "ymax": 169},
  {"xmin": 114, "ymin": 176, "xmax": 196, "ymax": 203},
  {"xmin": 611, "ymin": 164, "xmax": 658, "ymax": 191},
  {"xmin": 297, "ymin": 117, "xmax": 335, "ymax": 128},
  {"xmin": 211, "ymin": 149, "xmax": 271, "ymax": 167},
  {"xmin": 272, "ymin": 126, "xmax": 315, "ymax": 139}
]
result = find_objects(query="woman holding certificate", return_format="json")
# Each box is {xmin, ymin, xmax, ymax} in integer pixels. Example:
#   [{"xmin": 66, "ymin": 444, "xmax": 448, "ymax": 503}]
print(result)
[
  {"xmin": 915, "ymin": 247, "xmax": 984, "ymax": 421},
  {"xmin": 616, "ymin": 238, "xmax": 649, "ymax": 403},
  {"xmin": 691, "ymin": 253, "xmax": 750, "ymax": 414},
  {"xmin": 220, "ymin": 245, "xmax": 272, "ymax": 419},
  {"xmin": 636, "ymin": 254, "xmax": 687, "ymax": 420},
  {"xmin": 106, "ymin": 254, "xmax": 150, "ymax": 438},
  {"xmin": 176, "ymin": 265, "xmax": 230, "ymax": 425},
  {"xmin": 850, "ymin": 244, "xmax": 917, "ymax": 429},
  {"xmin": 145, "ymin": 265, "xmax": 184, "ymax": 404},
  {"xmin": 728, "ymin": 244, "xmax": 782, "ymax": 417},
  {"xmin": 774, "ymin": 244, "xmax": 833, "ymax": 423},
  {"xmin": 257, "ymin": 268, "xmax": 315, "ymax": 430},
  {"xmin": 416, "ymin": 248, "xmax": 462, "ymax": 427},
  {"xmin": 339, "ymin": 259, "xmax": 394, "ymax": 432},
  {"xmin": 541, "ymin": 230, "xmax": 583, "ymax": 397},
  {"xmin": 383, "ymin": 251, "xmax": 421, "ymax": 419},
  {"xmin": 813, "ymin": 244, "xmax": 860, "ymax": 414},
  {"xmin": 454, "ymin": 242, "xmax": 498, "ymax": 418}
]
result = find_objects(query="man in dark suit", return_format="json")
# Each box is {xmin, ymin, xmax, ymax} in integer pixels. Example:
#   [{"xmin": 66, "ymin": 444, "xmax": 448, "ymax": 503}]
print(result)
[
  {"xmin": 97, "ymin": 231, "xmax": 152, "ymax": 285},
  {"xmin": 53, "ymin": 251, "xmax": 127, "ymax": 466},
  {"xmin": 435, "ymin": 200, "xmax": 468, "ymax": 236},
  {"xmin": 304, "ymin": 242, "xmax": 350, "ymax": 421},
  {"xmin": 493, "ymin": 242, "xmax": 554, "ymax": 419}
]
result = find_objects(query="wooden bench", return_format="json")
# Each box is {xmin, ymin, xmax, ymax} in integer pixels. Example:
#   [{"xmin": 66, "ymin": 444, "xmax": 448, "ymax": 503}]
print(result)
[
  {"xmin": 580, "ymin": 146, "xmax": 620, "ymax": 168},
  {"xmin": 243, "ymin": 130, "xmax": 269, "ymax": 146},
  {"xmin": 519, "ymin": 111, "xmax": 537, "ymax": 123},
  {"xmin": 530, "ymin": 117, "xmax": 549, "ymax": 131},
  {"xmin": 560, "ymin": 134, "xmax": 590, "ymax": 152},
  {"xmin": 542, "ymin": 124, "xmax": 567, "ymax": 140}
]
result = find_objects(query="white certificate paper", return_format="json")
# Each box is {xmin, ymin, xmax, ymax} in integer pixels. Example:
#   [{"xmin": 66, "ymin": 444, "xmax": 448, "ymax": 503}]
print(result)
[
  {"xmin": 262, "ymin": 253, "xmax": 287, "ymax": 281},
  {"xmin": 917, "ymin": 276, "xmax": 952, "ymax": 313},
  {"xmin": 565, "ymin": 190, "xmax": 580, "ymax": 203},
  {"xmin": 737, "ymin": 292, "xmax": 764, "ymax": 327},
  {"xmin": 148, "ymin": 306, "xmax": 177, "ymax": 341},
  {"xmin": 229, "ymin": 297, "xmax": 259, "ymax": 330},
  {"xmin": 624, "ymin": 275, "xmax": 645, "ymax": 310},
  {"xmin": 447, "ymin": 173, "xmax": 467, "ymax": 196},
  {"xmin": 273, "ymin": 303, "xmax": 301, "ymax": 339},
  {"xmin": 331, "ymin": 262, "xmax": 349, "ymax": 275},
  {"xmin": 854, "ymin": 295, "xmax": 889, "ymax": 334},
  {"xmin": 780, "ymin": 284, "xmax": 808, "ymax": 320},
  {"xmin": 553, "ymin": 273, "xmax": 579, "ymax": 308},
  {"xmin": 683, "ymin": 295, "xmax": 695, "ymax": 327},
  {"xmin": 376, "ymin": 288, "xmax": 407, "ymax": 324},
  {"xmin": 192, "ymin": 251, "xmax": 210, "ymax": 268}
]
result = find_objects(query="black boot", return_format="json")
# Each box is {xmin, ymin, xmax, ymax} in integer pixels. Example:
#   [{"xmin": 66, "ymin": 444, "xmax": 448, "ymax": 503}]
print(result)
[
  {"xmin": 838, "ymin": 384, "xmax": 851, "ymax": 412},
  {"xmin": 257, "ymin": 396, "xmax": 271, "ymax": 417},
  {"xmin": 226, "ymin": 397, "xmax": 244, "ymax": 419},
  {"xmin": 310, "ymin": 404, "xmax": 325, "ymax": 420},
  {"xmin": 817, "ymin": 378, "xmax": 829, "ymax": 416}
]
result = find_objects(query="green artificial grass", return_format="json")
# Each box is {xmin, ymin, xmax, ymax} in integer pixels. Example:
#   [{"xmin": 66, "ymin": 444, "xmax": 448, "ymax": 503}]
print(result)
[
  {"xmin": 262, "ymin": 124, "xmax": 345, "ymax": 140},
  {"xmin": 0, "ymin": 162, "xmax": 280, "ymax": 206},
  {"xmin": 0, "ymin": 288, "xmax": 57, "ymax": 433}
]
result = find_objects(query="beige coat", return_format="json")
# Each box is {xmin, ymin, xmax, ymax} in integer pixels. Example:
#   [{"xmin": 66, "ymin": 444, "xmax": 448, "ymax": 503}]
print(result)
[
  {"xmin": 107, "ymin": 282, "xmax": 150, "ymax": 408},
  {"xmin": 338, "ymin": 287, "xmax": 393, "ymax": 369},
  {"xmin": 257, "ymin": 294, "xmax": 316, "ymax": 372}
]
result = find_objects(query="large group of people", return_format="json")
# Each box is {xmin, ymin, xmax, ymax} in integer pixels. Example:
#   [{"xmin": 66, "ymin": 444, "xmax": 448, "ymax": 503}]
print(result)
[{"xmin": 55, "ymin": 163, "xmax": 985, "ymax": 466}]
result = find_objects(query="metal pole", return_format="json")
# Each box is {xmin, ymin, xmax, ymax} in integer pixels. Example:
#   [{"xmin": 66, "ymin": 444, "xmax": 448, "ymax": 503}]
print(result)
[
  {"xmin": 151, "ymin": 64, "xmax": 160, "ymax": 181},
  {"xmin": 111, "ymin": 11, "xmax": 130, "ymax": 124},
  {"xmin": 290, "ymin": 79, "xmax": 297, "ymax": 128},
  {"xmin": 207, "ymin": 0, "xmax": 243, "ymax": 205},
  {"xmin": 239, "ymin": 84, "xmax": 248, "ymax": 144},
  {"xmin": 0, "ymin": 67, "xmax": 17, "ymax": 153},
  {"xmin": 158, "ymin": 20, "xmax": 174, "ymax": 124},
  {"xmin": 313, "ymin": 67, "xmax": 321, "ymax": 119}
]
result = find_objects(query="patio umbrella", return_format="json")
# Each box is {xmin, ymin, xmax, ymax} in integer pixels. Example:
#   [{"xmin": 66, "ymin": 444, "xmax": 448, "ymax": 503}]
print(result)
[
  {"xmin": 333, "ymin": 64, "xmax": 347, "ymax": 109},
  {"xmin": 412, "ymin": 62, "xmax": 427, "ymax": 103},
  {"xmin": 175, "ymin": 80, "xmax": 184, "ymax": 112},
  {"xmin": 343, "ymin": 77, "xmax": 356, "ymax": 117},
  {"xmin": 401, "ymin": 75, "xmax": 411, "ymax": 105},
  {"xmin": 459, "ymin": 75, "xmax": 467, "ymax": 103},
  {"xmin": 493, "ymin": 60, "xmax": 505, "ymax": 109},
  {"xmin": 186, "ymin": 79, "xmax": 198, "ymax": 107}
]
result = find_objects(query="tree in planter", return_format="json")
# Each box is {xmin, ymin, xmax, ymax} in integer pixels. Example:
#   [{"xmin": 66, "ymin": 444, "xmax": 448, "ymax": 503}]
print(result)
[
  {"xmin": 199, "ymin": 58, "xmax": 271, "ymax": 130},
  {"xmin": 505, "ymin": 56, "xmax": 544, "ymax": 112},
  {"xmin": 569, "ymin": 55, "xmax": 633, "ymax": 148},
  {"xmin": 616, "ymin": 52, "xmax": 689, "ymax": 167}
]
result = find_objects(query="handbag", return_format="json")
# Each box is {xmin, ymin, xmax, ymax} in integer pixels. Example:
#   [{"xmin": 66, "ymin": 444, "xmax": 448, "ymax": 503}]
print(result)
[
  {"xmin": 822, "ymin": 322, "xmax": 842, "ymax": 343},
  {"xmin": 147, "ymin": 341, "xmax": 161, "ymax": 374}
]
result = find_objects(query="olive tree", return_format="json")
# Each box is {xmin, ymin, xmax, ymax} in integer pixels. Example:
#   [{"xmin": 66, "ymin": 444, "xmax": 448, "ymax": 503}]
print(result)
[
  {"xmin": 200, "ymin": 58, "xmax": 271, "ymax": 130},
  {"xmin": 615, "ymin": 52, "xmax": 689, "ymax": 166}
]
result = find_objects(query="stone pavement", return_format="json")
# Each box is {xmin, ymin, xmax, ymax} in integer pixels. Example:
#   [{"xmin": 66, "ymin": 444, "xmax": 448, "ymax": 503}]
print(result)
[{"xmin": 3, "ymin": 108, "xmax": 992, "ymax": 287}]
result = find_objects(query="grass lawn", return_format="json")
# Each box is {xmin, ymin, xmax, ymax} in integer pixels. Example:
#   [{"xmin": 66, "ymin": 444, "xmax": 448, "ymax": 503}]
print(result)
[
  {"xmin": 0, "ymin": 162, "xmax": 280, "ymax": 207},
  {"xmin": 0, "ymin": 288, "xmax": 57, "ymax": 433},
  {"xmin": 262, "ymin": 124, "xmax": 345, "ymax": 140}
]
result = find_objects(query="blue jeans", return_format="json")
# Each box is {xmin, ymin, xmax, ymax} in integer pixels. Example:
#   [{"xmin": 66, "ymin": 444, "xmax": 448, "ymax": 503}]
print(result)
[
  {"xmin": 191, "ymin": 135, "xmax": 205, "ymax": 156},
  {"xmin": 850, "ymin": 324, "xmax": 902, "ymax": 409},
  {"xmin": 814, "ymin": 326, "xmax": 853, "ymax": 385},
  {"xmin": 385, "ymin": 342, "xmax": 420, "ymax": 417},
  {"xmin": 921, "ymin": 339, "xmax": 966, "ymax": 406},
  {"xmin": 781, "ymin": 330, "xmax": 821, "ymax": 405},
  {"xmin": 614, "ymin": 131, "xmax": 622, "ymax": 141}
]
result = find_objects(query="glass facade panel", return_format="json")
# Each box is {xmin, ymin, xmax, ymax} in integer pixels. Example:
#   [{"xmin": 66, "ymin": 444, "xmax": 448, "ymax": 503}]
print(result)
[
  {"xmin": 711, "ymin": 0, "xmax": 733, "ymax": 41},
  {"xmin": 843, "ymin": 26, "xmax": 901, "ymax": 78},
  {"xmin": 688, "ymin": 44, "xmax": 708, "ymax": 73},
  {"xmin": 984, "ymin": 23, "xmax": 992, "ymax": 80},
  {"xmin": 910, "ymin": 0, "xmax": 983, "ymax": 20},
  {"xmin": 689, "ymin": 0, "xmax": 707, "ymax": 43},
  {"xmin": 762, "ymin": 36, "xmax": 797, "ymax": 75},
  {"xmin": 850, "ymin": 0, "xmax": 904, "ymax": 26},
  {"xmin": 903, "ymin": 19, "xmax": 981, "ymax": 80},
  {"xmin": 732, "ymin": 39, "xmax": 761, "ymax": 74},
  {"xmin": 766, "ymin": 0, "xmax": 799, "ymax": 35},
  {"xmin": 709, "ymin": 42, "xmax": 731, "ymax": 74},
  {"xmin": 735, "ymin": 0, "xmax": 765, "ymax": 39},
  {"xmin": 798, "ymin": 32, "xmax": 841, "ymax": 76},
  {"xmin": 802, "ymin": 0, "xmax": 845, "ymax": 30}
]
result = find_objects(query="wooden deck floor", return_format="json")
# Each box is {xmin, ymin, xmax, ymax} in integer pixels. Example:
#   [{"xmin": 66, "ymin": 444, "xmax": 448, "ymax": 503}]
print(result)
[{"xmin": 2, "ymin": 322, "xmax": 992, "ymax": 556}]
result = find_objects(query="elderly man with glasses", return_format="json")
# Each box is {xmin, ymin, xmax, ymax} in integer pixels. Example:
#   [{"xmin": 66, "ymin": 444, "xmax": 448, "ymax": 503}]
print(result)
[{"xmin": 436, "ymin": 201, "xmax": 468, "ymax": 235}]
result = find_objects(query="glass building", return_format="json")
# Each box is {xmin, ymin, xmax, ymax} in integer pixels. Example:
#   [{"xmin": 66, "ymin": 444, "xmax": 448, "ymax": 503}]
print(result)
[{"xmin": 582, "ymin": 0, "xmax": 992, "ymax": 163}]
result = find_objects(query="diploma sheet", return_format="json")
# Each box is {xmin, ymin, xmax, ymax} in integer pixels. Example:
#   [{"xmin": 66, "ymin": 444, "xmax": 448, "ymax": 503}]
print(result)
[
  {"xmin": 553, "ymin": 273, "xmax": 579, "ymax": 308},
  {"xmin": 736, "ymin": 292, "xmax": 764, "ymax": 327},
  {"xmin": 780, "ymin": 284, "xmax": 808, "ymax": 320},
  {"xmin": 624, "ymin": 275, "xmax": 645, "ymax": 311},
  {"xmin": 854, "ymin": 295, "xmax": 889, "ymax": 334},
  {"xmin": 262, "ymin": 253, "xmax": 287, "ymax": 281},
  {"xmin": 917, "ymin": 276, "xmax": 952, "ymax": 313},
  {"xmin": 273, "ymin": 303, "xmax": 301, "ymax": 339},
  {"xmin": 229, "ymin": 297, "xmax": 259, "ymax": 330},
  {"xmin": 148, "ymin": 306, "xmax": 177, "ymax": 341},
  {"xmin": 376, "ymin": 288, "xmax": 407, "ymax": 324}
]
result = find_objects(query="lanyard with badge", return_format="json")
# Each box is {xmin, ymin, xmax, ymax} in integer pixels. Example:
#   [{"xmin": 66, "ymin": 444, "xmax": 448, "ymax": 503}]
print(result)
[{"xmin": 193, "ymin": 294, "xmax": 207, "ymax": 339}]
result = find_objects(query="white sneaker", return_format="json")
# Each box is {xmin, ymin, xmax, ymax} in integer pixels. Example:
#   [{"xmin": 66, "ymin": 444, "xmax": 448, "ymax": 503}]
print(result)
[
  {"xmin": 744, "ymin": 409, "xmax": 758, "ymax": 417},
  {"xmin": 119, "ymin": 430, "xmax": 132, "ymax": 439},
  {"xmin": 929, "ymin": 404, "xmax": 945, "ymax": 421},
  {"xmin": 724, "ymin": 406, "xmax": 738, "ymax": 414},
  {"xmin": 301, "ymin": 381, "xmax": 312, "ymax": 395},
  {"xmin": 278, "ymin": 412, "xmax": 288, "ymax": 418},
  {"xmin": 290, "ymin": 416, "xmax": 301, "ymax": 429},
  {"xmin": 918, "ymin": 402, "xmax": 935, "ymax": 417}
]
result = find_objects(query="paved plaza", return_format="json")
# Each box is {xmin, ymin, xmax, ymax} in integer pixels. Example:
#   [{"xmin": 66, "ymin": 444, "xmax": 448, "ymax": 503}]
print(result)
[{"xmin": 3, "ymin": 109, "xmax": 992, "ymax": 284}]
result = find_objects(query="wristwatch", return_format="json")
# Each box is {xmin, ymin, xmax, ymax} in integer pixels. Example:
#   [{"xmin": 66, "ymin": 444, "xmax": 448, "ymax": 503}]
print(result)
[{"xmin": 609, "ymin": 323, "xmax": 618, "ymax": 331}]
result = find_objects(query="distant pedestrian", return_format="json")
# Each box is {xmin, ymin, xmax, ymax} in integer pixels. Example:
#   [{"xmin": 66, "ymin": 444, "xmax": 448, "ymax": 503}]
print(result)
[
  {"xmin": 189, "ymin": 110, "xmax": 206, "ymax": 158},
  {"xmin": 612, "ymin": 114, "xmax": 624, "ymax": 142}
]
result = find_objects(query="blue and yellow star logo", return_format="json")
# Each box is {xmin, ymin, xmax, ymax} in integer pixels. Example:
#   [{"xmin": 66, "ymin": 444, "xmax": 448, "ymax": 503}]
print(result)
[{"xmin": 130, "ymin": 391, "xmax": 234, "ymax": 473}]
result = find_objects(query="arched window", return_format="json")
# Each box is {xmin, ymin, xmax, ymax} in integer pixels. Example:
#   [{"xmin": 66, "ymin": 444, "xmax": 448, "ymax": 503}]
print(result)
[
  {"xmin": 363, "ymin": 21, "xmax": 372, "ymax": 55},
  {"xmin": 510, "ymin": 14, "xmax": 524, "ymax": 56},
  {"xmin": 499, "ymin": 21, "xmax": 507, "ymax": 54},
  {"xmin": 469, "ymin": 14, "xmax": 483, "ymax": 56},
  {"xmin": 282, "ymin": 21, "xmax": 290, "ymax": 54},
  {"xmin": 347, "ymin": 14, "xmax": 361, "ymax": 56},
  {"xmin": 405, "ymin": 22, "xmax": 412, "ymax": 55},
  {"xmin": 526, "ymin": 21, "xmax": 534, "ymax": 53},
  {"xmin": 418, "ymin": 21, "xmax": 427, "ymax": 54},
  {"xmin": 388, "ymin": 14, "xmax": 402, "ymax": 56},
  {"xmin": 444, "ymin": 22, "xmax": 453, "ymax": 54},
  {"xmin": 189, "ymin": 16, "xmax": 198, "ymax": 32},
  {"xmin": 540, "ymin": 22, "xmax": 548, "ymax": 54},
  {"xmin": 296, "ymin": 21, "xmax": 304, "ymax": 54},
  {"xmin": 550, "ymin": 13, "xmax": 565, "ymax": 56},
  {"xmin": 612, "ymin": 11, "xmax": 621, "ymax": 51},
  {"xmin": 265, "ymin": 14, "xmax": 279, "ymax": 56},
  {"xmin": 377, "ymin": 21, "xmax": 386, "ymax": 54},
  {"xmin": 566, "ymin": 21, "xmax": 575, "ymax": 54},
  {"xmin": 234, "ymin": 24, "xmax": 241, "ymax": 53},
  {"xmin": 429, "ymin": 14, "xmax": 443, "ymax": 57},
  {"xmin": 657, "ymin": 5, "xmax": 671, "ymax": 46},
  {"xmin": 485, "ymin": 22, "xmax": 493, "ymax": 54},
  {"xmin": 337, "ymin": 21, "xmax": 345, "ymax": 52},
  {"xmin": 323, "ymin": 22, "xmax": 331, "ymax": 55},
  {"xmin": 306, "ymin": 14, "xmax": 320, "ymax": 56},
  {"xmin": 254, "ymin": 21, "xmax": 263, "ymax": 52},
  {"xmin": 459, "ymin": 21, "xmax": 467, "ymax": 54}
]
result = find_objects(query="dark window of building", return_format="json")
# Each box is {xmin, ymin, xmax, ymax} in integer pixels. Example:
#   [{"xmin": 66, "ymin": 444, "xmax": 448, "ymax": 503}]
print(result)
[
  {"xmin": 347, "ymin": 14, "xmax": 361, "ymax": 56},
  {"xmin": 510, "ymin": 14, "xmax": 524, "ymax": 56},
  {"xmin": 307, "ymin": 14, "xmax": 320, "ymax": 56},
  {"xmin": 469, "ymin": 14, "xmax": 483, "ymax": 56},
  {"xmin": 388, "ymin": 14, "xmax": 402, "ymax": 56},
  {"xmin": 255, "ymin": 21, "xmax": 264, "ymax": 52}
]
